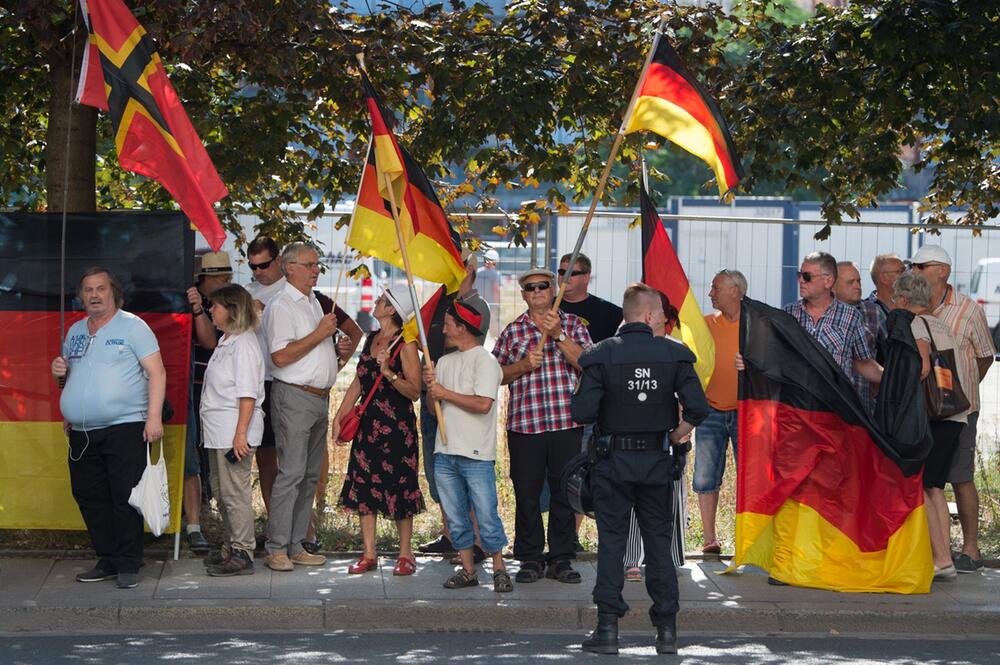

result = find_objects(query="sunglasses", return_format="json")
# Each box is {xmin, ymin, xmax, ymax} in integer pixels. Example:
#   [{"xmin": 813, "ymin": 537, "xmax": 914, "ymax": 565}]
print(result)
[
  {"xmin": 557, "ymin": 268, "xmax": 587, "ymax": 277},
  {"xmin": 909, "ymin": 262, "xmax": 944, "ymax": 271},
  {"xmin": 522, "ymin": 281, "xmax": 551, "ymax": 293},
  {"xmin": 796, "ymin": 271, "xmax": 829, "ymax": 283},
  {"xmin": 248, "ymin": 258, "xmax": 274, "ymax": 271}
]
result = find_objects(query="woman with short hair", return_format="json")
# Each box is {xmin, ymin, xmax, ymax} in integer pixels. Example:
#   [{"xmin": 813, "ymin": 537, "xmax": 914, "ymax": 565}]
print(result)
[
  {"xmin": 200, "ymin": 284, "xmax": 266, "ymax": 576},
  {"xmin": 334, "ymin": 287, "xmax": 425, "ymax": 576},
  {"xmin": 891, "ymin": 272, "xmax": 967, "ymax": 580}
]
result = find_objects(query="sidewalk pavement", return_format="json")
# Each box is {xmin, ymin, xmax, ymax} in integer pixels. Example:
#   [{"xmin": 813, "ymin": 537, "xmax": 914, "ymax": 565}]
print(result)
[{"xmin": 1, "ymin": 553, "xmax": 997, "ymax": 635}]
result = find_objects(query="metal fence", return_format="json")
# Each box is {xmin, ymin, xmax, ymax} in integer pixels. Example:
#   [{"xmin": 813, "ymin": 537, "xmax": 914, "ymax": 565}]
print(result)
[{"xmin": 219, "ymin": 198, "xmax": 1000, "ymax": 463}]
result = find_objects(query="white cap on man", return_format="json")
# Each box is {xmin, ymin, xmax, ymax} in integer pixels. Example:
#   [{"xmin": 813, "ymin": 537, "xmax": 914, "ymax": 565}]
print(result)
[{"xmin": 907, "ymin": 245, "xmax": 952, "ymax": 266}]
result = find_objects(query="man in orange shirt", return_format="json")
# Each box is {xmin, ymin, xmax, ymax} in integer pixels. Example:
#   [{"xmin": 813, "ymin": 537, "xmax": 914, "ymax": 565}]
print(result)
[{"xmin": 694, "ymin": 270, "xmax": 746, "ymax": 555}]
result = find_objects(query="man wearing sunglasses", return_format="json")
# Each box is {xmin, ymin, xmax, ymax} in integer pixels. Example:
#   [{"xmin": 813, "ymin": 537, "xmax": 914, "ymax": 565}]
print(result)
[
  {"xmin": 558, "ymin": 253, "xmax": 623, "ymax": 345},
  {"xmin": 784, "ymin": 251, "xmax": 883, "ymax": 399},
  {"xmin": 493, "ymin": 267, "xmax": 592, "ymax": 585},
  {"xmin": 907, "ymin": 245, "xmax": 994, "ymax": 574},
  {"xmin": 556, "ymin": 252, "xmax": 623, "ymax": 552}
]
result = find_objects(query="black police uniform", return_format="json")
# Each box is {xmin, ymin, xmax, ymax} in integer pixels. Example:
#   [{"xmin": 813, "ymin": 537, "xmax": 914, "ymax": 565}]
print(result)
[{"xmin": 570, "ymin": 322, "xmax": 709, "ymax": 638}]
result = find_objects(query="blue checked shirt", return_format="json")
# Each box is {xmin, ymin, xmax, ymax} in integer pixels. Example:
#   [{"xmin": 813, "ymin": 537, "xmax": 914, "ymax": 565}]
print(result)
[{"xmin": 784, "ymin": 299, "xmax": 875, "ymax": 409}]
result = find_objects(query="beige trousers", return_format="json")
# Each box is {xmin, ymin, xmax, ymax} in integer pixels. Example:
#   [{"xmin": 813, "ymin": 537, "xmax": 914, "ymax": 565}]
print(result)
[{"xmin": 209, "ymin": 448, "xmax": 256, "ymax": 558}]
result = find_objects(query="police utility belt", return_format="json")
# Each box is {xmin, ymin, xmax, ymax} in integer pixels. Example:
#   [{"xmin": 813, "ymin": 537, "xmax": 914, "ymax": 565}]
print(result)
[{"xmin": 591, "ymin": 431, "xmax": 667, "ymax": 456}]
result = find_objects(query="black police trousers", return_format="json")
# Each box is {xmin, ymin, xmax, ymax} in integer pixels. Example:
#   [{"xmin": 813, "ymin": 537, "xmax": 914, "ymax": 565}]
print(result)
[
  {"xmin": 68, "ymin": 422, "xmax": 147, "ymax": 574},
  {"xmin": 591, "ymin": 448, "xmax": 678, "ymax": 626}
]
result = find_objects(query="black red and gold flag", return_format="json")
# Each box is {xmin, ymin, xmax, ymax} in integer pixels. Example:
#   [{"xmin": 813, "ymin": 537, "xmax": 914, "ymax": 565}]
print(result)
[
  {"xmin": 625, "ymin": 34, "xmax": 744, "ymax": 196},
  {"xmin": 75, "ymin": 0, "xmax": 228, "ymax": 250},
  {"xmin": 640, "ymin": 187, "xmax": 714, "ymax": 386},
  {"xmin": 731, "ymin": 298, "xmax": 932, "ymax": 593},
  {"xmin": 0, "ymin": 212, "xmax": 193, "ymax": 532},
  {"xmin": 348, "ymin": 73, "xmax": 466, "ymax": 293}
]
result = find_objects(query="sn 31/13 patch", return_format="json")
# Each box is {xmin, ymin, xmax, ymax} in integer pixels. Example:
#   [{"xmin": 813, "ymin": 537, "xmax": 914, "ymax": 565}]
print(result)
[{"xmin": 620, "ymin": 363, "xmax": 665, "ymax": 405}]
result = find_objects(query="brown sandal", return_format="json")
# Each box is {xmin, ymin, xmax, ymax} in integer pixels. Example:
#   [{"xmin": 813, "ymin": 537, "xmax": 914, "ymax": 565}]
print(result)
[
  {"xmin": 444, "ymin": 568, "xmax": 479, "ymax": 588},
  {"xmin": 493, "ymin": 570, "xmax": 513, "ymax": 593}
]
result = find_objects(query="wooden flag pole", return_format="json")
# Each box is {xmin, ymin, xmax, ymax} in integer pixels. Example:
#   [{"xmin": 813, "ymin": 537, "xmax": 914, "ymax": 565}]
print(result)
[
  {"xmin": 380, "ymin": 170, "xmax": 448, "ymax": 445},
  {"xmin": 539, "ymin": 17, "xmax": 665, "ymax": 347}
]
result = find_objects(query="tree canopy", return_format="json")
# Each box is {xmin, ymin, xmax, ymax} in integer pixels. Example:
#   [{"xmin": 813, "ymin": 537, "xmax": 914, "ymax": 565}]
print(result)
[{"xmin": 1, "ymin": 0, "xmax": 996, "ymax": 246}]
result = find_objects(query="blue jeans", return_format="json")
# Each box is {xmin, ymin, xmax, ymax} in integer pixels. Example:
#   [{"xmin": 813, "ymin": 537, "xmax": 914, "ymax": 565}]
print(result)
[
  {"xmin": 693, "ymin": 407, "xmax": 738, "ymax": 493},
  {"xmin": 434, "ymin": 453, "xmax": 508, "ymax": 553},
  {"xmin": 419, "ymin": 397, "xmax": 440, "ymax": 504}
]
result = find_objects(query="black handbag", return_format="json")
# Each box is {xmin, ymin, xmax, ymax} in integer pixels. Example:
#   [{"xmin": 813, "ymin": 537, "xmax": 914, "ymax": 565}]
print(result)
[{"xmin": 920, "ymin": 316, "xmax": 971, "ymax": 420}]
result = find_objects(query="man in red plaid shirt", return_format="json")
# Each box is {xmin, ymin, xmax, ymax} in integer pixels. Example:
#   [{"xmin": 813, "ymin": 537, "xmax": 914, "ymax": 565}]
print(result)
[{"xmin": 493, "ymin": 267, "xmax": 593, "ymax": 584}]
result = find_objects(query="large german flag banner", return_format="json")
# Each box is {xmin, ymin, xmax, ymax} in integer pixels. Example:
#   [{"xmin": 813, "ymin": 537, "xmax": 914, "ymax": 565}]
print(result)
[
  {"xmin": 0, "ymin": 212, "xmax": 192, "ymax": 533},
  {"xmin": 348, "ymin": 73, "xmax": 466, "ymax": 293},
  {"xmin": 75, "ymin": 0, "xmax": 228, "ymax": 251},
  {"xmin": 625, "ymin": 32, "xmax": 744, "ymax": 196},
  {"xmin": 640, "ymin": 187, "xmax": 714, "ymax": 387},
  {"xmin": 731, "ymin": 298, "xmax": 932, "ymax": 594}
]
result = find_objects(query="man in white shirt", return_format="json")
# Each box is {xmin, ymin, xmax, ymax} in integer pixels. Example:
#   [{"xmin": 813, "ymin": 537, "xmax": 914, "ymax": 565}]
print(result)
[
  {"xmin": 422, "ymin": 301, "xmax": 510, "ymax": 592},
  {"xmin": 262, "ymin": 242, "xmax": 339, "ymax": 571},
  {"xmin": 244, "ymin": 236, "xmax": 289, "ymax": 527}
]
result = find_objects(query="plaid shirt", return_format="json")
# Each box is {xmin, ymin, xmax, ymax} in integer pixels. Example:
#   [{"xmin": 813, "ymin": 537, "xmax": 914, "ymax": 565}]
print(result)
[
  {"xmin": 784, "ymin": 299, "xmax": 873, "ymax": 394},
  {"xmin": 862, "ymin": 291, "xmax": 890, "ymax": 348},
  {"xmin": 493, "ymin": 310, "xmax": 592, "ymax": 434}
]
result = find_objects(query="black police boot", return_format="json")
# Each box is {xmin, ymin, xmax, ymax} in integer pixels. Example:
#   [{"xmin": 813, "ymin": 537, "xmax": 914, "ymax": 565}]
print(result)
[
  {"xmin": 655, "ymin": 617, "xmax": 678, "ymax": 655},
  {"xmin": 582, "ymin": 612, "xmax": 619, "ymax": 655}
]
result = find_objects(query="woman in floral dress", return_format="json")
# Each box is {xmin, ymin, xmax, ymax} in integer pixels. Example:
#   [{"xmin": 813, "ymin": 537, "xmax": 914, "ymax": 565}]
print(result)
[{"xmin": 334, "ymin": 287, "xmax": 424, "ymax": 575}]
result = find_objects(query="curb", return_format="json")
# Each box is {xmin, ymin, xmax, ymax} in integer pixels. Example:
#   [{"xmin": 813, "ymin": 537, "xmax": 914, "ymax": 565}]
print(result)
[{"xmin": 2, "ymin": 601, "xmax": 997, "ymax": 636}]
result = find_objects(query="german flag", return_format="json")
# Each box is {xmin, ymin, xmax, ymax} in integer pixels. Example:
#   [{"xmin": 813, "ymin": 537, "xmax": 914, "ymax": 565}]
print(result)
[
  {"xmin": 402, "ymin": 285, "xmax": 446, "ymax": 344},
  {"xmin": 625, "ymin": 33, "xmax": 744, "ymax": 196},
  {"xmin": 0, "ymin": 212, "xmax": 193, "ymax": 533},
  {"xmin": 731, "ymin": 298, "xmax": 932, "ymax": 594},
  {"xmin": 348, "ymin": 74, "xmax": 466, "ymax": 293},
  {"xmin": 640, "ymin": 187, "xmax": 714, "ymax": 387},
  {"xmin": 75, "ymin": 0, "xmax": 228, "ymax": 251}
]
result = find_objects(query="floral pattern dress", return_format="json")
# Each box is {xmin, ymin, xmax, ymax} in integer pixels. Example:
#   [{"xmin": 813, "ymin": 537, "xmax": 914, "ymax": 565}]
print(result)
[{"xmin": 338, "ymin": 332, "xmax": 425, "ymax": 520}]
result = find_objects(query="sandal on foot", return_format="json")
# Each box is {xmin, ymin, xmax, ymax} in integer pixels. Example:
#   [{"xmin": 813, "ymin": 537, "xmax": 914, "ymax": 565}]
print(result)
[
  {"xmin": 443, "ymin": 568, "xmax": 479, "ymax": 589},
  {"xmin": 702, "ymin": 540, "xmax": 721, "ymax": 555},
  {"xmin": 545, "ymin": 559, "xmax": 582, "ymax": 584},
  {"xmin": 493, "ymin": 570, "xmax": 513, "ymax": 593},
  {"xmin": 301, "ymin": 541, "xmax": 321, "ymax": 555},
  {"xmin": 514, "ymin": 561, "xmax": 544, "ymax": 584},
  {"xmin": 348, "ymin": 556, "xmax": 378, "ymax": 574},
  {"xmin": 624, "ymin": 566, "xmax": 643, "ymax": 582},
  {"xmin": 393, "ymin": 555, "xmax": 417, "ymax": 576}
]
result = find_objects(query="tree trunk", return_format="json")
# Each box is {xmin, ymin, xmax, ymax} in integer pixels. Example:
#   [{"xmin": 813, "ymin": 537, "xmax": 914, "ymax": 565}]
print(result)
[{"xmin": 46, "ymin": 43, "xmax": 97, "ymax": 213}]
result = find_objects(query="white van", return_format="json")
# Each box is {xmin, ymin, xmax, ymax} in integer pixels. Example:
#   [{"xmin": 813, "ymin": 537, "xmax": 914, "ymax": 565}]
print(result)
[{"xmin": 968, "ymin": 258, "xmax": 1000, "ymax": 336}]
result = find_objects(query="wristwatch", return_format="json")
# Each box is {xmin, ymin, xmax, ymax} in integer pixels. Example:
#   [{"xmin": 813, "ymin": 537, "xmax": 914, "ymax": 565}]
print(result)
[{"xmin": 557, "ymin": 331, "xmax": 567, "ymax": 342}]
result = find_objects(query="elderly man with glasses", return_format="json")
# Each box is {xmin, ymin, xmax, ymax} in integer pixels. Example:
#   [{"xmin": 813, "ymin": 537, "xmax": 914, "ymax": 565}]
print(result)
[
  {"xmin": 907, "ymin": 245, "xmax": 995, "ymax": 574},
  {"xmin": 493, "ymin": 267, "xmax": 592, "ymax": 585},
  {"xmin": 260, "ymin": 241, "xmax": 347, "ymax": 571},
  {"xmin": 781, "ymin": 251, "xmax": 883, "ymax": 404}
]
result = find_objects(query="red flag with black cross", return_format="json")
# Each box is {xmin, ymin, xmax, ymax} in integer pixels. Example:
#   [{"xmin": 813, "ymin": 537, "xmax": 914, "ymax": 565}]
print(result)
[{"xmin": 75, "ymin": 0, "xmax": 228, "ymax": 250}]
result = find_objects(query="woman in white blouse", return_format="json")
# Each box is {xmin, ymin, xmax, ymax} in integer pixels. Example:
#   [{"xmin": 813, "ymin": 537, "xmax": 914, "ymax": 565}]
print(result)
[{"xmin": 200, "ymin": 284, "xmax": 266, "ymax": 576}]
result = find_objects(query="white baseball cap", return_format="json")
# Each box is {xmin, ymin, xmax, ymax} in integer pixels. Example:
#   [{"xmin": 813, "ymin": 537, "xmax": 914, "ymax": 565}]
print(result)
[
  {"xmin": 907, "ymin": 245, "xmax": 952, "ymax": 266},
  {"xmin": 382, "ymin": 287, "xmax": 415, "ymax": 320}
]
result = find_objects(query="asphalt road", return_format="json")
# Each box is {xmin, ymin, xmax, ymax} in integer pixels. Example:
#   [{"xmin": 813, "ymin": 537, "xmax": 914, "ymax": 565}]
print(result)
[{"xmin": 3, "ymin": 632, "xmax": 999, "ymax": 664}]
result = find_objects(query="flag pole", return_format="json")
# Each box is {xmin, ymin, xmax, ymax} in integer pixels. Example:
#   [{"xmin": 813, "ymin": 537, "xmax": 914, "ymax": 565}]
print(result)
[
  {"xmin": 354, "ymin": 52, "xmax": 446, "ymax": 444},
  {"xmin": 540, "ymin": 17, "xmax": 665, "ymax": 347},
  {"xmin": 380, "ymin": 170, "xmax": 448, "ymax": 445}
]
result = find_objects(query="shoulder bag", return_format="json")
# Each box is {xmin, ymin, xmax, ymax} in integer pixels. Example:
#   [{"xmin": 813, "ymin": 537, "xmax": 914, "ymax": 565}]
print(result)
[
  {"xmin": 337, "ymin": 335, "xmax": 404, "ymax": 443},
  {"xmin": 920, "ymin": 316, "xmax": 971, "ymax": 420}
]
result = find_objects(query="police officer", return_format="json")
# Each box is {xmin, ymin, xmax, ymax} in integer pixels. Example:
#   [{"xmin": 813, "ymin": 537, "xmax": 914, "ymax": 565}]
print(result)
[{"xmin": 570, "ymin": 283, "xmax": 709, "ymax": 655}]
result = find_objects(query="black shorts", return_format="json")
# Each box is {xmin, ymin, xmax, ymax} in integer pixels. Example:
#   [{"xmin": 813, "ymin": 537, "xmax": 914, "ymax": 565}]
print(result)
[
  {"xmin": 259, "ymin": 380, "xmax": 276, "ymax": 449},
  {"xmin": 923, "ymin": 420, "xmax": 964, "ymax": 490}
]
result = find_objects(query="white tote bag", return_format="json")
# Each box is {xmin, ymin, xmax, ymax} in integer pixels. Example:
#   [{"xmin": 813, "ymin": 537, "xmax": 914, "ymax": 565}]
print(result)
[{"xmin": 128, "ymin": 440, "xmax": 170, "ymax": 536}]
